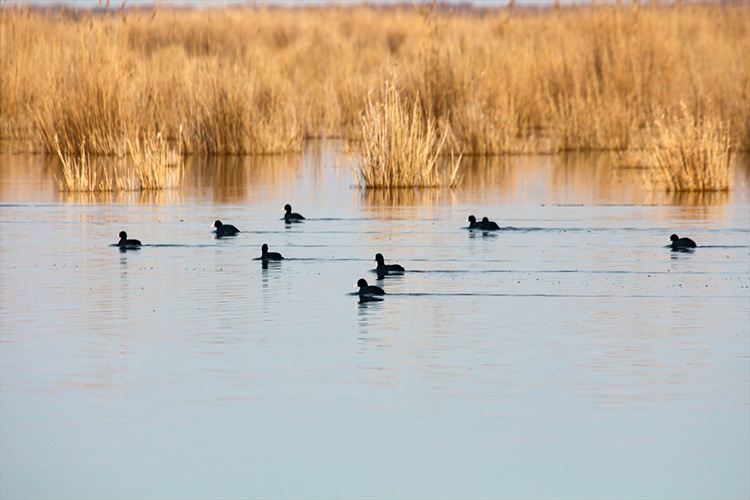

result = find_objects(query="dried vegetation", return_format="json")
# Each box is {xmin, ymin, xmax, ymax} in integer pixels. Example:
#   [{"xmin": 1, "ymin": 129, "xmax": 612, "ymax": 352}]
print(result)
[
  {"xmin": 56, "ymin": 133, "xmax": 183, "ymax": 192},
  {"xmin": 1, "ymin": 2, "xmax": 747, "ymax": 190}
]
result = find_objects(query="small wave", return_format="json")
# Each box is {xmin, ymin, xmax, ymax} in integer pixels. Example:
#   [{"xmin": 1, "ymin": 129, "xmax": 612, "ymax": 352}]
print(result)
[{"xmin": 387, "ymin": 292, "xmax": 743, "ymax": 299}]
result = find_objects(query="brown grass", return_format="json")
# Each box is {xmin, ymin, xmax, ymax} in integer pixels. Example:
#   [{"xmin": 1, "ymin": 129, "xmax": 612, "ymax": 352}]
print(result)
[
  {"xmin": 351, "ymin": 81, "xmax": 461, "ymax": 188},
  {"xmin": 640, "ymin": 103, "xmax": 735, "ymax": 192},
  {"xmin": 125, "ymin": 133, "xmax": 184, "ymax": 190},
  {"xmin": 2, "ymin": 2, "xmax": 748, "ymax": 177},
  {"xmin": 56, "ymin": 133, "xmax": 183, "ymax": 192},
  {"xmin": 55, "ymin": 138, "xmax": 113, "ymax": 192}
]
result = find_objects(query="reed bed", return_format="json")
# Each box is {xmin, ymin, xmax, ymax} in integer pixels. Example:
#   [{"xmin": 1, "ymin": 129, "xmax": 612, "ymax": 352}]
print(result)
[
  {"xmin": 351, "ymin": 82, "xmax": 461, "ymax": 188},
  {"xmin": 640, "ymin": 104, "xmax": 735, "ymax": 192},
  {"xmin": 2, "ymin": 2, "xmax": 748, "ymax": 189},
  {"xmin": 56, "ymin": 133, "xmax": 183, "ymax": 192}
]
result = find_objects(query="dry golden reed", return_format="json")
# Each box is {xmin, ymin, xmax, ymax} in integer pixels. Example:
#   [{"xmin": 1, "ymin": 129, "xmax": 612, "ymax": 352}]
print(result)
[
  {"xmin": 641, "ymin": 104, "xmax": 735, "ymax": 192},
  {"xmin": 55, "ymin": 138, "xmax": 113, "ymax": 192},
  {"xmin": 125, "ymin": 133, "xmax": 184, "ymax": 190},
  {"xmin": 2, "ymin": 2, "xmax": 748, "ymax": 164},
  {"xmin": 56, "ymin": 133, "xmax": 183, "ymax": 192},
  {"xmin": 351, "ymin": 81, "xmax": 461, "ymax": 189}
]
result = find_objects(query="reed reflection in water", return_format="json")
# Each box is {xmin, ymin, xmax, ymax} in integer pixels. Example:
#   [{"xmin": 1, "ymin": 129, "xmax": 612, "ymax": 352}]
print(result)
[{"xmin": 0, "ymin": 143, "xmax": 748, "ymax": 499}]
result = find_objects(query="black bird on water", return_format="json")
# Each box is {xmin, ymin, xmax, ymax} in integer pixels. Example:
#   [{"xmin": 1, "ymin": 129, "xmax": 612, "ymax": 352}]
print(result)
[
  {"xmin": 283, "ymin": 204, "xmax": 305, "ymax": 222},
  {"xmin": 117, "ymin": 231, "xmax": 141, "ymax": 248},
  {"xmin": 355, "ymin": 278, "xmax": 385, "ymax": 296},
  {"xmin": 213, "ymin": 220, "xmax": 240, "ymax": 237},
  {"xmin": 480, "ymin": 217, "xmax": 501, "ymax": 230},
  {"xmin": 375, "ymin": 253, "xmax": 405, "ymax": 275},
  {"xmin": 260, "ymin": 243, "xmax": 283, "ymax": 261},
  {"xmin": 670, "ymin": 234, "xmax": 697, "ymax": 251},
  {"xmin": 467, "ymin": 215, "xmax": 500, "ymax": 230}
]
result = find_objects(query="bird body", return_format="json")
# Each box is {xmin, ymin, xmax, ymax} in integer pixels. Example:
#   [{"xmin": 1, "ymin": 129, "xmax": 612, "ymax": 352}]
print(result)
[
  {"xmin": 214, "ymin": 220, "xmax": 240, "ymax": 237},
  {"xmin": 467, "ymin": 215, "xmax": 500, "ymax": 230},
  {"xmin": 480, "ymin": 217, "xmax": 501, "ymax": 230},
  {"xmin": 117, "ymin": 231, "xmax": 141, "ymax": 247},
  {"xmin": 375, "ymin": 253, "xmax": 404, "ymax": 275},
  {"xmin": 356, "ymin": 278, "xmax": 385, "ymax": 296},
  {"xmin": 670, "ymin": 234, "xmax": 697, "ymax": 250},
  {"xmin": 284, "ymin": 204, "xmax": 305, "ymax": 222},
  {"xmin": 261, "ymin": 243, "xmax": 283, "ymax": 261}
]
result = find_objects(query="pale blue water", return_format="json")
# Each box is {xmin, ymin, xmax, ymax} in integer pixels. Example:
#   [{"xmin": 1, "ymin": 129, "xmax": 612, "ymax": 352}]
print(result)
[{"xmin": 1, "ymin": 144, "xmax": 749, "ymax": 499}]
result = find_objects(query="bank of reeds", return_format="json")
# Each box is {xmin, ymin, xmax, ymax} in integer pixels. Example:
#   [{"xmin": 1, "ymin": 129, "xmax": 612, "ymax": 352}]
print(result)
[
  {"xmin": 2, "ymin": 2, "xmax": 748, "ymax": 182},
  {"xmin": 640, "ymin": 104, "xmax": 735, "ymax": 192},
  {"xmin": 56, "ymin": 133, "xmax": 183, "ymax": 192},
  {"xmin": 351, "ymin": 82, "xmax": 461, "ymax": 188}
]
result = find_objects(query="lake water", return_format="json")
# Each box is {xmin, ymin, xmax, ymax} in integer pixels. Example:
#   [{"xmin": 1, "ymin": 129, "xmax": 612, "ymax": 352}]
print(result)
[{"xmin": 1, "ymin": 141, "xmax": 749, "ymax": 499}]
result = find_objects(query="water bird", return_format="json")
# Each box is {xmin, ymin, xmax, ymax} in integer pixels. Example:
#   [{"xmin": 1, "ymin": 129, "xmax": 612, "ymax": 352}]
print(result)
[
  {"xmin": 213, "ymin": 220, "xmax": 240, "ymax": 237},
  {"xmin": 117, "ymin": 231, "xmax": 141, "ymax": 248},
  {"xmin": 375, "ymin": 253, "xmax": 405, "ymax": 275},
  {"xmin": 467, "ymin": 215, "xmax": 481, "ymax": 229},
  {"xmin": 480, "ymin": 217, "xmax": 501, "ymax": 230},
  {"xmin": 670, "ymin": 234, "xmax": 697, "ymax": 251},
  {"xmin": 355, "ymin": 278, "xmax": 385, "ymax": 296},
  {"xmin": 260, "ymin": 243, "xmax": 283, "ymax": 261},
  {"xmin": 283, "ymin": 204, "xmax": 305, "ymax": 222}
]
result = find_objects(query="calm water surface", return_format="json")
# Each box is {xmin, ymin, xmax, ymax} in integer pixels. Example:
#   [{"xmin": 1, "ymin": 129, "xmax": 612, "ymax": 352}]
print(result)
[{"xmin": 1, "ymin": 142, "xmax": 749, "ymax": 499}]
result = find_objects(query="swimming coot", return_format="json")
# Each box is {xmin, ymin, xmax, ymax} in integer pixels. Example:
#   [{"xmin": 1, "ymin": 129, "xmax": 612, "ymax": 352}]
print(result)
[
  {"xmin": 355, "ymin": 278, "xmax": 385, "ymax": 296},
  {"xmin": 283, "ymin": 204, "xmax": 305, "ymax": 222},
  {"xmin": 117, "ymin": 231, "xmax": 141, "ymax": 247},
  {"xmin": 375, "ymin": 253, "xmax": 405, "ymax": 275},
  {"xmin": 670, "ymin": 234, "xmax": 697, "ymax": 250},
  {"xmin": 260, "ymin": 243, "xmax": 283, "ymax": 261},
  {"xmin": 480, "ymin": 217, "xmax": 501, "ymax": 230},
  {"xmin": 213, "ymin": 220, "xmax": 240, "ymax": 237},
  {"xmin": 467, "ymin": 215, "xmax": 481, "ymax": 229}
]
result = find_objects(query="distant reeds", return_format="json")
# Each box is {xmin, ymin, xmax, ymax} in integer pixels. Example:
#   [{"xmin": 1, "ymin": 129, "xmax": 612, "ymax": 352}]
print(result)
[
  {"xmin": 640, "ymin": 104, "xmax": 735, "ymax": 192},
  {"xmin": 56, "ymin": 133, "xmax": 183, "ymax": 192},
  {"xmin": 351, "ymin": 82, "xmax": 461, "ymax": 189},
  {"xmin": 1, "ymin": 2, "xmax": 748, "ymax": 187}
]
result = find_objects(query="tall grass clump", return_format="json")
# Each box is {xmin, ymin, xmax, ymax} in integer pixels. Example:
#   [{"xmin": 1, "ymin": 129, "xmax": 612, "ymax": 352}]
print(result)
[
  {"xmin": 56, "ymin": 133, "xmax": 183, "ymax": 192},
  {"xmin": 125, "ymin": 133, "xmax": 184, "ymax": 190},
  {"xmin": 55, "ymin": 138, "xmax": 113, "ymax": 192},
  {"xmin": 641, "ymin": 104, "xmax": 735, "ymax": 192},
  {"xmin": 351, "ymin": 82, "xmax": 461, "ymax": 189}
]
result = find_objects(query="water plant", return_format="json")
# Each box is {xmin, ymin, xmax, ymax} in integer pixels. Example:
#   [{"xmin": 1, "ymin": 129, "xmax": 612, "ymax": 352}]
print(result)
[
  {"xmin": 54, "ymin": 137, "xmax": 113, "ymax": 192},
  {"xmin": 351, "ymin": 81, "xmax": 461, "ymax": 189},
  {"xmin": 641, "ymin": 104, "xmax": 735, "ymax": 192},
  {"xmin": 125, "ymin": 132, "xmax": 184, "ymax": 191},
  {"xmin": 56, "ymin": 133, "xmax": 183, "ymax": 192}
]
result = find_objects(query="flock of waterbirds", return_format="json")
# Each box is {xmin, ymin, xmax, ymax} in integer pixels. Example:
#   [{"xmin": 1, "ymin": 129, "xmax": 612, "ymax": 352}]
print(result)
[{"xmin": 115, "ymin": 204, "xmax": 699, "ymax": 302}]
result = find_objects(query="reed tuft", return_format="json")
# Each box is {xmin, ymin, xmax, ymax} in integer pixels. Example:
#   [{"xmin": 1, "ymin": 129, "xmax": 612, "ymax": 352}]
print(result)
[
  {"xmin": 641, "ymin": 104, "xmax": 735, "ymax": 192},
  {"xmin": 125, "ymin": 133, "xmax": 184, "ymax": 191},
  {"xmin": 55, "ymin": 137, "xmax": 113, "ymax": 192},
  {"xmin": 351, "ymin": 82, "xmax": 461, "ymax": 189},
  {"xmin": 56, "ymin": 133, "xmax": 183, "ymax": 192}
]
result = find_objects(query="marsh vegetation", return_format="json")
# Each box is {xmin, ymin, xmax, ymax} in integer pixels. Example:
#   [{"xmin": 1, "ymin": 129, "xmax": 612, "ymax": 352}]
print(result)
[
  {"xmin": 1, "ymin": 2, "xmax": 746, "ymax": 190},
  {"xmin": 55, "ymin": 133, "xmax": 183, "ymax": 192}
]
